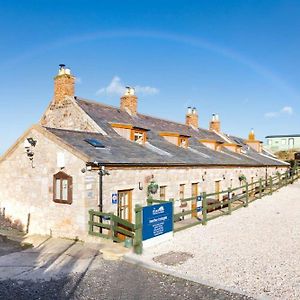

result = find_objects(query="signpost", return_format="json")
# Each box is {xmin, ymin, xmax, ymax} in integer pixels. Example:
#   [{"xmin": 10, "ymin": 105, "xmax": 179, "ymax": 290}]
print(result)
[{"xmin": 142, "ymin": 202, "xmax": 173, "ymax": 247}]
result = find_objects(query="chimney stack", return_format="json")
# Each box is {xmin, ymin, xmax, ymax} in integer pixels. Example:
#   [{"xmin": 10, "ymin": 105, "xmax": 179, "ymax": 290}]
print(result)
[
  {"xmin": 248, "ymin": 128, "xmax": 255, "ymax": 141},
  {"xmin": 209, "ymin": 113, "xmax": 221, "ymax": 132},
  {"xmin": 185, "ymin": 106, "xmax": 199, "ymax": 128},
  {"xmin": 54, "ymin": 64, "xmax": 75, "ymax": 104},
  {"xmin": 120, "ymin": 86, "xmax": 138, "ymax": 115}
]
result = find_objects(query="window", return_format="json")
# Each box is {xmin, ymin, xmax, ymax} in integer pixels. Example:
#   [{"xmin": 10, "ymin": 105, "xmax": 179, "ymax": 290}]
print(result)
[
  {"xmin": 84, "ymin": 138, "xmax": 105, "ymax": 148},
  {"xmin": 53, "ymin": 172, "xmax": 73, "ymax": 204},
  {"xmin": 133, "ymin": 131, "xmax": 145, "ymax": 144},
  {"xmin": 267, "ymin": 139, "xmax": 272, "ymax": 145},
  {"xmin": 159, "ymin": 186, "xmax": 166, "ymax": 200},
  {"xmin": 179, "ymin": 137, "xmax": 188, "ymax": 148},
  {"xmin": 288, "ymin": 138, "xmax": 294, "ymax": 148}
]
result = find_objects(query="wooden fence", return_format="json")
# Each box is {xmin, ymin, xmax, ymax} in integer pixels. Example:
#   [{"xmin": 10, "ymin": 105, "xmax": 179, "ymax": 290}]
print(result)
[
  {"xmin": 89, "ymin": 168, "xmax": 299, "ymax": 254},
  {"xmin": 148, "ymin": 168, "xmax": 300, "ymax": 232},
  {"xmin": 88, "ymin": 204, "xmax": 143, "ymax": 254}
]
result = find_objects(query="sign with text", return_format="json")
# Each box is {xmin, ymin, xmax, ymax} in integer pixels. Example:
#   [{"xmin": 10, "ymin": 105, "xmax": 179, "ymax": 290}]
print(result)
[{"xmin": 142, "ymin": 202, "xmax": 173, "ymax": 242}]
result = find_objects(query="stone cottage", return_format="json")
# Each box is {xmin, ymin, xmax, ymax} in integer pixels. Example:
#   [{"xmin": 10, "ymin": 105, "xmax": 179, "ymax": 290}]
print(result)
[{"xmin": 0, "ymin": 65, "xmax": 288, "ymax": 240}]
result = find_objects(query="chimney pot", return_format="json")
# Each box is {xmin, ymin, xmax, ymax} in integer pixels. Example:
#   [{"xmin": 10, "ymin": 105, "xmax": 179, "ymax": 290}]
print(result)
[
  {"xmin": 186, "ymin": 106, "xmax": 198, "ymax": 128},
  {"xmin": 209, "ymin": 113, "xmax": 221, "ymax": 132},
  {"xmin": 121, "ymin": 86, "xmax": 138, "ymax": 115}
]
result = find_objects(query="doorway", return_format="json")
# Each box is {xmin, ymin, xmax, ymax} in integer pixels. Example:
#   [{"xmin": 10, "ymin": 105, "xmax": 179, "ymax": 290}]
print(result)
[
  {"xmin": 191, "ymin": 183, "xmax": 198, "ymax": 218},
  {"xmin": 117, "ymin": 190, "xmax": 132, "ymax": 222},
  {"xmin": 215, "ymin": 180, "xmax": 221, "ymax": 201}
]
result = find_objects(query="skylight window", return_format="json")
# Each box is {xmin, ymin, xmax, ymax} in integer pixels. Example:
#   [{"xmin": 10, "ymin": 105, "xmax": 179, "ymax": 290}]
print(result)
[{"xmin": 84, "ymin": 138, "xmax": 105, "ymax": 148}]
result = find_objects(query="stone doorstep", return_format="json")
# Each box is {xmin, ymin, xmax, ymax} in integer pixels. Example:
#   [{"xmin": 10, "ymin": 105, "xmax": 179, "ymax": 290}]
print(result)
[{"xmin": 100, "ymin": 245, "xmax": 130, "ymax": 261}]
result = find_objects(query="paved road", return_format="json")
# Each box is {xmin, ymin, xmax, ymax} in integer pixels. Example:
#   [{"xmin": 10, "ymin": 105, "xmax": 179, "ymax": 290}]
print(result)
[
  {"xmin": 0, "ymin": 238, "xmax": 251, "ymax": 300},
  {"xmin": 0, "ymin": 261, "xmax": 252, "ymax": 300}
]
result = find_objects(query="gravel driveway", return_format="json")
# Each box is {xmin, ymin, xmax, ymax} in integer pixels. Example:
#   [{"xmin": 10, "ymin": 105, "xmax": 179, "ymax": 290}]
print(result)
[{"xmin": 126, "ymin": 181, "xmax": 300, "ymax": 300}]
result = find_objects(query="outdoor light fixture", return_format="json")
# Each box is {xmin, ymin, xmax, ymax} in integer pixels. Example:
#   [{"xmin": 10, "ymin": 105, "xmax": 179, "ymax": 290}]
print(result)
[
  {"xmin": 222, "ymin": 175, "xmax": 226, "ymax": 180},
  {"xmin": 24, "ymin": 137, "xmax": 37, "ymax": 168},
  {"xmin": 27, "ymin": 137, "xmax": 37, "ymax": 147},
  {"xmin": 138, "ymin": 182, "xmax": 143, "ymax": 190}
]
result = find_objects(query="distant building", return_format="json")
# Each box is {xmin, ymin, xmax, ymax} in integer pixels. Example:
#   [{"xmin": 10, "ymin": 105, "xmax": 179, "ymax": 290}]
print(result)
[{"xmin": 265, "ymin": 135, "xmax": 300, "ymax": 153}]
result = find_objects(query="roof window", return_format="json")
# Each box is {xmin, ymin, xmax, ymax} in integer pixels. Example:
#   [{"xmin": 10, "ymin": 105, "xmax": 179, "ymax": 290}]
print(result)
[{"xmin": 84, "ymin": 138, "xmax": 105, "ymax": 148}]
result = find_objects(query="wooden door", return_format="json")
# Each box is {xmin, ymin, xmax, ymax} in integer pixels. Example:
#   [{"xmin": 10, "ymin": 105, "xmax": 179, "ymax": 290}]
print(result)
[
  {"xmin": 191, "ymin": 183, "xmax": 198, "ymax": 218},
  {"xmin": 117, "ymin": 190, "xmax": 133, "ymax": 240},
  {"xmin": 215, "ymin": 181, "xmax": 221, "ymax": 201},
  {"xmin": 117, "ymin": 190, "xmax": 132, "ymax": 222}
]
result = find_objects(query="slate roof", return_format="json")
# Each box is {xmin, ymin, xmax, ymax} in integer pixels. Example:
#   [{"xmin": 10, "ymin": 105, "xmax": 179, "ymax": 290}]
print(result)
[{"xmin": 45, "ymin": 97, "xmax": 288, "ymax": 167}]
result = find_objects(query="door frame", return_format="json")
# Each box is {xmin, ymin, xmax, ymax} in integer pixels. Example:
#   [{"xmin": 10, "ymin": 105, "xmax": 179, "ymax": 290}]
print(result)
[{"xmin": 117, "ymin": 189, "xmax": 133, "ymax": 222}]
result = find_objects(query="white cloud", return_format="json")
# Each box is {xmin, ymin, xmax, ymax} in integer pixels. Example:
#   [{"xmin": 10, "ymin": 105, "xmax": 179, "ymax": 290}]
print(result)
[
  {"xmin": 281, "ymin": 106, "xmax": 293, "ymax": 115},
  {"xmin": 96, "ymin": 76, "xmax": 159, "ymax": 96},
  {"xmin": 264, "ymin": 106, "xmax": 293, "ymax": 118}
]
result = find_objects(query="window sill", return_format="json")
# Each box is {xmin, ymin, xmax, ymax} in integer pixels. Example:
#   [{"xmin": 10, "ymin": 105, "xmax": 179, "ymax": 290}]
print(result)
[{"xmin": 53, "ymin": 199, "xmax": 72, "ymax": 205}]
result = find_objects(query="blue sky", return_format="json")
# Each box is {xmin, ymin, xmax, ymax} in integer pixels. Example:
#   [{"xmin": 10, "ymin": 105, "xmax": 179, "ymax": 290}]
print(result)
[{"xmin": 0, "ymin": 0, "xmax": 299, "ymax": 154}]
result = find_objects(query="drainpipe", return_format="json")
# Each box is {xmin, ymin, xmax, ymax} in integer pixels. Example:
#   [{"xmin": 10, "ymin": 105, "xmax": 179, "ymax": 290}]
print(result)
[
  {"xmin": 98, "ymin": 169, "xmax": 103, "ymax": 213},
  {"xmin": 96, "ymin": 165, "xmax": 110, "ymax": 233}
]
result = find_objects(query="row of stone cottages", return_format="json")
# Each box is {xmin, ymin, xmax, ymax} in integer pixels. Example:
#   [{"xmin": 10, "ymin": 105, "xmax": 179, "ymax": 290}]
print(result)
[{"xmin": 0, "ymin": 65, "xmax": 288, "ymax": 241}]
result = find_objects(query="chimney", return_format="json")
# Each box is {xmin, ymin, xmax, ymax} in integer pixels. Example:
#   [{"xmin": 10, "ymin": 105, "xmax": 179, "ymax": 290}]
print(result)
[
  {"xmin": 53, "ymin": 64, "xmax": 75, "ymax": 104},
  {"xmin": 120, "ymin": 86, "xmax": 137, "ymax": 115},
  {"xmin": 248, "ymin": 128, "xmax": 255, "ymax": 141},
  {"xmin": 185, "ymin": 107, "xmax": 199, "ymax": 128},
  {"xmin": 209, "ymin": 113, "xmax": 221, "ymax": 132},
  {"xmin": 246, "ymin": 128, "xmax": 262, "ymax": 153}
]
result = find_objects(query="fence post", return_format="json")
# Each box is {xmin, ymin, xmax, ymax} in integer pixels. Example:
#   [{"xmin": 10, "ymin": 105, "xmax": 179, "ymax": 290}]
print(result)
[
  {"xmin": 109, "ymin": 212, "xmax": 115, "ymax": 240},
  {"xmin": 202, "ymin": 192, "xmax": 207, "ymax": 225},
  {"xmin": 285, "ymin": 171, "xmax": 288, "ymax": 186},
  {"xmin": 259, "ymin": 178, "xmax": 262, "ymax": 198},
  {"xmin": 134, "ymin": 204, "xmax": 143, "ymax": 255},
  {"xmin": 245, "ymin": 182, "xmax": 249, "ymax": 207},
  {"xmin": 88, "ymin": 210, "xmax": 93, "ymax": 235},
  {"xmin": 269, "ymin": 176, "xmax": 273, "ymax": 195},
  {"xmin": 227, "ymin": 188, "xmax": 232, "ymax": 215},
  {"xmin": 278, "ymin": 174, "xmax": 281, "ymax": 189}
]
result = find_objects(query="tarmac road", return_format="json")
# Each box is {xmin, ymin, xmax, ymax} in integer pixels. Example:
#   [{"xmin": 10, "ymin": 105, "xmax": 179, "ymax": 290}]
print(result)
[
  {"xmin": 0, "ymin": 237, "xmax": 252, "ymax": 300},
  {"xmin": 0, "ymin": 260, "xmax": 252, "ymax": 300}
]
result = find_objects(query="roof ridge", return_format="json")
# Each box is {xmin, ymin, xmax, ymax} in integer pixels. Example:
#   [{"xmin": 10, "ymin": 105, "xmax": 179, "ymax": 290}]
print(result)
[{"xmin": 75, "ymin": 96, "xmax": 215, "ymax": 134}]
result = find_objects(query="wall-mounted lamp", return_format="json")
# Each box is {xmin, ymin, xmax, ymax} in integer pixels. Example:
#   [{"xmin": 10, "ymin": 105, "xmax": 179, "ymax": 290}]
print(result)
[
  {"xmin": 138, "ymin": 182, "xmax": 143, "ymax": 190},
  {"xmin": 24, "ymin": 137, "xmax": 37, "ymax": 168},
  {"xmin": 222, "ymin": 175, "xmax": 226, "ymax": 180}
]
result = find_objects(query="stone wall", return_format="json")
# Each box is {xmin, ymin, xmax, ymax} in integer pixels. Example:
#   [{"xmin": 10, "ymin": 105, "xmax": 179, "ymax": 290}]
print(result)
[
  {"xmin": 100, "ymin": 164, "xmax": 287, "ymax": 222},
  {"xmin": 40, "ymin": 96, "xmax": 105, "ymax": 134},
  {"xmin": 0, "ymin": 128, "xmax": 92, "ymax": 240}
]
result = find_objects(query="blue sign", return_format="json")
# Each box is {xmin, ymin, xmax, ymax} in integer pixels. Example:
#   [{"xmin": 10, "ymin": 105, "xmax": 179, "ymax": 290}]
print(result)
[
  {"xmin": 197, "ymin": 195, "xmax": 202, "ymax": 212},
  {"xmin": 112, "ymin": 193, "xmax": 118, "ymax": 204},
  {"xmin": 142, "ymin": 202, "xmax": 173, "ymax": 241}
]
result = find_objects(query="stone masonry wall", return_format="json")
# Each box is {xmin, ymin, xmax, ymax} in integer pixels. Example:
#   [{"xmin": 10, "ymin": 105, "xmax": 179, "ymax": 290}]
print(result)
[
  {"xmin": 0, "ymin": 128, "xmax": 93, "ymax": 240},
  {"xmin": 40, "ymin": 96, "xmax": 103, "ymax": 133},
  {"xmin": 101, "ymin": 164, "xmax": 287, "ymax": 222}
]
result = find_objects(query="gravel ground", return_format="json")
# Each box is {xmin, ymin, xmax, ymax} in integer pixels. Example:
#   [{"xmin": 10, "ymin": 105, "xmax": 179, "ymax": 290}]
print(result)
[
  {"xmin": 127, "ymin": 181, "xmax": 300, "ymax": 300},
  {"xmin": 0, "ymin": 261, "xmax": 252, "ymax": 300}
]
